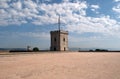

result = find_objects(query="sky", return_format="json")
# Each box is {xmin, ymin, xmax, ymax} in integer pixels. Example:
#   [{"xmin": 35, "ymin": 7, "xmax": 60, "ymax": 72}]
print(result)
[{"xmin": 0, "ymin": 0, "xmax": 120, "ymax": 50}]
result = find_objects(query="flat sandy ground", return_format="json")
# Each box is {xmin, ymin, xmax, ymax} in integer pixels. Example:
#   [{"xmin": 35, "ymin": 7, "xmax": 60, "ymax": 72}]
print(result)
[{"xmin": 0, "ymin": 52, "xmax": 120, "ymax": 79}]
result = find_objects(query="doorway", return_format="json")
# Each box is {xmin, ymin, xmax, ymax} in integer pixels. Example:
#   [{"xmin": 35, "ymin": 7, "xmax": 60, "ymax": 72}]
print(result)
[
  {"xmin": 64, "ymin": 47, "xmax": 66, "ymax": 51},
  {"xmin": 54, "ymin": 47, "xmax": 56, "ymax": 51}
]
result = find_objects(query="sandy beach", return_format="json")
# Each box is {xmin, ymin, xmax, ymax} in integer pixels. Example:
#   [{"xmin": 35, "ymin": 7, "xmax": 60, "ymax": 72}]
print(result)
[{"xmin": 0, "ymin": 52, "xmax": 120, "ymax": 79}]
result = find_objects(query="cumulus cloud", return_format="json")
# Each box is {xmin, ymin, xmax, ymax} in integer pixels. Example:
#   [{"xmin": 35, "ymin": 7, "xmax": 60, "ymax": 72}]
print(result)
[
  {"xmin": 112, "ymin": 2, "xmax": 120, "ymax": 19},
  {"xmin": 112, "ymin": 4, "xmax": 120, "ymax": 13},
  {"xmin": 32, "ymin": 1, "xmax": 87, "ymax": 25},
  {"xmin": 0, "ymin": 0, "xmax": 88, "ymax": 26},
  {"xmin": 66, "ymin": 15, "xmax": 119, "ymax": 36},
  {"xmin": 11, "ymin": 1, "xmax": 22, "ymax": 10},
  {"xmin": 114, "ymin": 0, "xmax": 120, "ymax": 2},
  {"xmin": 90, "ymin": 4, "xmax": 100, "ymax": 13},
  {"xmin": 0, "ymin": 0, "xmax": 11, "ymax": 8},
  {"xmin": 91, "ymin": 5, "xmax": 100, "ymax": 9},
  {"xmin": 0, "ymin": 0, "xmax": 120, "ymax": 38},
  {"xmin": 20, "ymin": 32, "xmax": 50, "ymax": 40},
  {"xmin": 0, "ymin": 31, "xmax": 50, "ymax": 40}
]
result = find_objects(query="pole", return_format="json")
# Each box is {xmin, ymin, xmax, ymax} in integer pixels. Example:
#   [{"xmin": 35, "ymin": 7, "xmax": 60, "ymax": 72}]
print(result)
[
  {"xmin": 58, "ymin": 15, "xmax": 60, "ymax": 31},
  {"xmin": 58, "ymin": 15, "xmax": 61, "ymax": 51}
]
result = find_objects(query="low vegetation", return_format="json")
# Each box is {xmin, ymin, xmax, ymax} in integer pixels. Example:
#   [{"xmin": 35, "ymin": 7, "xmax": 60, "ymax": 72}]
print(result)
[{"xmin": 33, "ymin": 47, "xmax": 39, "ymax": 52}]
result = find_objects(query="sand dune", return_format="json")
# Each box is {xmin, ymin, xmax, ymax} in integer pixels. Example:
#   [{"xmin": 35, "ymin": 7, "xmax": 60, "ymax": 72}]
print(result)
[{"xmin": 0, "ymin": 52, "xmax": 120, "ymax": 79}]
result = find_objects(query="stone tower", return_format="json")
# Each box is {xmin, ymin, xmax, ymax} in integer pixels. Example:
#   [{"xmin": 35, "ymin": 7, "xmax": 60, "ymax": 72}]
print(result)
[
  {"xmin": 50, "ymin": 15, "xmax": 68, "ymax": 51},
  {"xmin": 50, "ymin": 30, "xmax": 68, "ymax": 51}
]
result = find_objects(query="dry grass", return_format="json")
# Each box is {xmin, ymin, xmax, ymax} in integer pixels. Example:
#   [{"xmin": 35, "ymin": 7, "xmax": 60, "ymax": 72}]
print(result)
[{"xmin": 0, "ymin": 52, "xmax": 120, "ymax": 79}]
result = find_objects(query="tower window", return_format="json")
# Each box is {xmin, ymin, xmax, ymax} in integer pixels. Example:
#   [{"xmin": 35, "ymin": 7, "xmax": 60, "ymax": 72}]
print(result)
[
  {"xmin": 54, "ymin": 37, "xmax": 56, "ymax": 42},
  {"xmin": 63, "ymin": 38, "xmax": 65, "ymax": 42}
]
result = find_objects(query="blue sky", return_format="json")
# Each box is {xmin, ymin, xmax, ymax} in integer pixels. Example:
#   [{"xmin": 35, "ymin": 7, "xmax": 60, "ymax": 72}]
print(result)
[{"xmin": 0, "ymin": 0, "xmax": 120, "ymax": 50}]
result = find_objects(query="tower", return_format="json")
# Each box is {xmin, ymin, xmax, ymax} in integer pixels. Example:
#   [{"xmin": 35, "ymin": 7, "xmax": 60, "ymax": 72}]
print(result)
[{"xmin": 50, "ymin": 15, "xmax": 68, "ymax": 51}]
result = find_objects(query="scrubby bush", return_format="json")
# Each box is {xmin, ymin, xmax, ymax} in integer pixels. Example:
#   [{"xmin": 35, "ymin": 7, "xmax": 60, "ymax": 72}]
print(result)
[
  {"xmin": 33, "ymin": 47, "xmax": 39, "ymax": 52},
  {"xmin": 95, "ymin": 49, "xmax": 108, "ymax": 52},
  {"xmin": 89, "ymin": 50, "xmax": 94, "ymax": 52}
]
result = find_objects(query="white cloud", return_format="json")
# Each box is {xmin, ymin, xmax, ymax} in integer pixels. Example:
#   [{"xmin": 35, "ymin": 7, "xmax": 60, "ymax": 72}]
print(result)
[
  {"xmin": 91, "ymin": 5, "xmax": 100, "ymax": 9},
  {"xmin": 112, "ymin": 3, "xmax": 120, "ymax": 19},
  {"xmin": 0, "ymin": 31, "xmax": 50, "ymax": 41},
  {"xmin": 66, "ymin": 15, "xmax": 120, "ymax": 37},
  {"xmin": 0, "ymin": 0, "xmax": 87, "ymax": 26},
  {"xmin": 11, "ymin": 1, "xmax": 22, "ymax": 10},
  {"xmin": 90, "ymin": 4, "xmax": 100, "ymax": 13},
  {"xmin": 20, "ymin": 32, "xmax": 50, "ymax": 40},
  {"xmin": 112, "ymin": 4, "xmax": 120, "ymax": 13},
  {"xmin": 24, "ymin": 0, "xmax": 37, "ymax": 9},
  {"xmin": 1, "ymin": 0, "xmax": 120, "ymax": 38},
  {"xmin": 32, "ymin": 1, "xmax": 88, "ymax": 25},
  {"xmin": 0, "ymin": 1, "xmax": 9, "ymax": 8},
  {"xmin": 114, "ymin": 0, "xmax": 120, "ymax": 2}
]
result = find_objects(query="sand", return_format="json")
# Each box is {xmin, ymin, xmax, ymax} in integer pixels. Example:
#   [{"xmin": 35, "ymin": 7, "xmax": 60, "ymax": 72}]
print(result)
[{"xmin": 0, "ymin": 52, "xmax": 120, "ymax": 79}]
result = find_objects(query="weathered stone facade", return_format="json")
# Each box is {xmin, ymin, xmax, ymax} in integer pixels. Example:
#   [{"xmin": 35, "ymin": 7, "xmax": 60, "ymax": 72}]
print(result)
[{"xmin": 50, "ymin": 30, "xmax": 68, "ymax": 51}]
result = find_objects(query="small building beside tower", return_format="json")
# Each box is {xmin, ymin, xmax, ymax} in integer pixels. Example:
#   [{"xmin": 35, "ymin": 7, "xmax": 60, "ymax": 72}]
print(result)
[{"xmin": 50, "ymin": 15, "xmax": 68, "ymax": 51}]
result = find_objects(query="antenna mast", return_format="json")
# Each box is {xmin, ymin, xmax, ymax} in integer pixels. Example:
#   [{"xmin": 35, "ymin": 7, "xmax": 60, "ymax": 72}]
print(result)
[{"xmin": 58, "ymin": 15, "xmax": 60, "ymax": 31}]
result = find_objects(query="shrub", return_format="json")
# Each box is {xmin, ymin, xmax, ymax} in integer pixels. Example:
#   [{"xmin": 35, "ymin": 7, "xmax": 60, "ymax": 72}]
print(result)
[{"xmin": 33, "ymin": 47, "xmax": 39, "ymax": 52}]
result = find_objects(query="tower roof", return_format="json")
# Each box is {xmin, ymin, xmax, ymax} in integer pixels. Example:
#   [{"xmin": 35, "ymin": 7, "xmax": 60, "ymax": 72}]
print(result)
[{"xmin": 50, "ymin": 30, "xmax": 68, "ymax": 34}]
